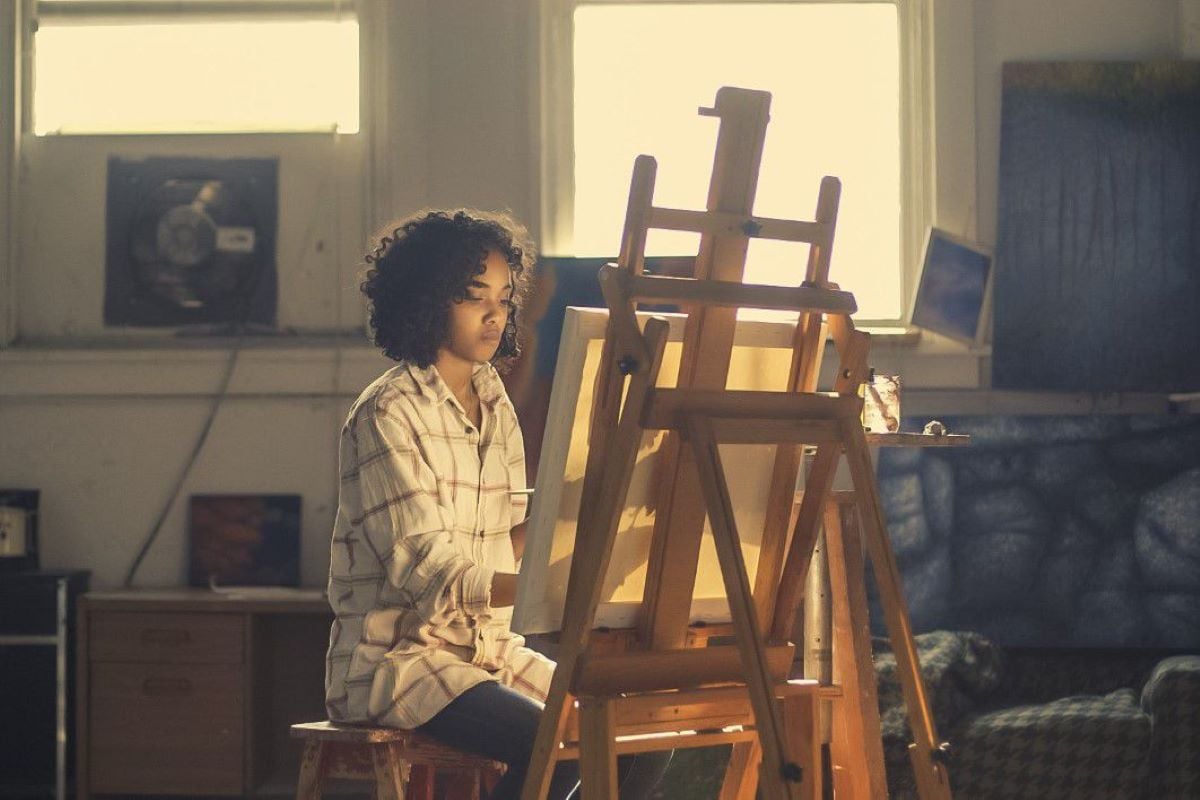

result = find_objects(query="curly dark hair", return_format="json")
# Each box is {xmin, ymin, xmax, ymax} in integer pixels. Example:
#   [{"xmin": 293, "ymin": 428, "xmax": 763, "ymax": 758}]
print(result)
[{"xmin": 360, "ymin": 208, "xmax": 534, "ymax": 368}]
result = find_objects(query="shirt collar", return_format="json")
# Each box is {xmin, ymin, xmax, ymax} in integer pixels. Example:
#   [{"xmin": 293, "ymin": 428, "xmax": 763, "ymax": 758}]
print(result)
[{"xmin": 405, "ymin": 361, "xmax": 506, "ymax": 407}]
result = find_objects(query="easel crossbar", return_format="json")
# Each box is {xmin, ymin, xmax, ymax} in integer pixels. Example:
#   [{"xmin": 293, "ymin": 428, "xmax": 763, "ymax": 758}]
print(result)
[
  {"xmin": 641, "ymin": 389, "xmax": 860, "ymax": 430},
  {"xmin": 559, "ymin": 680, "xmax": 822, "ymax": 753},
  {"xmin": 645, "ymin": 206, "xmax": 833, "ymax": 245},
  {"xmin": 575, "ymin": 644, "xmax": 795, "ymax": 696},
  {"xmin": 619, "ymin": 272, "xmax": 857, "ymax": 314}
]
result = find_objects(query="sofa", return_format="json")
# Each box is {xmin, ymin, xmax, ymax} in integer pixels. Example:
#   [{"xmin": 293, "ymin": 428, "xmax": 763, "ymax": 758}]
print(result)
[{"xmin": 875, "ymin": 631, "xmax": 1200, "ymax": 800}]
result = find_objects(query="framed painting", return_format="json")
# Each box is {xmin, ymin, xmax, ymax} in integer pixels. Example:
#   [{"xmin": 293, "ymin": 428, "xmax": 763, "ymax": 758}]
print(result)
[{"xmin": 910, "ymin": 227, "xmax": 992, "ymax": 347}]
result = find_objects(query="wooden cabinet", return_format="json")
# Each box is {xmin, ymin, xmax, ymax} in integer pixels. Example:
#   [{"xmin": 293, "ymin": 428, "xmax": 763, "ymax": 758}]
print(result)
[
  {"xmin": 89, "ymin": 662, "xmax": 245, "ymax": 794},
  {"xmin": 89, "ymin": 611, "xmax": 244, "ymax": 664},
  {"xmin": 77, "ymin": 590, "xmax": 332, "ymax": 799}
]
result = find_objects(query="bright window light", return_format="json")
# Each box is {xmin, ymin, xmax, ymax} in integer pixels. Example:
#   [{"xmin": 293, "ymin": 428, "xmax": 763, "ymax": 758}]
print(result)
[
  {"xmin": 34, "ymin": 20, "xmax": 359, "ymax": 135},
  {"xmin": 574, "ymin": 3, "xmax": 900, "ymax": 320}
]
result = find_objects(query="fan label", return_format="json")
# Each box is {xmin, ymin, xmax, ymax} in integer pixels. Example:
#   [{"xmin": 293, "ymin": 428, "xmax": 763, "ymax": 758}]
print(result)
[{"xmin": 216, "ymin": 226, "xmax": 256, "ymax": 253}]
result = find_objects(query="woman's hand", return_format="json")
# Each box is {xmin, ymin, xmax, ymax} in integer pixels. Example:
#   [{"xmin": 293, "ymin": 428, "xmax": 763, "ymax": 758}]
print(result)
[
  {"xmin": 490, "ymin": 571, "xmax": 519, "ymax": 608},
  {"xmin": 510, "ymin": 519, "xmax": 528, "ymax": 562}
]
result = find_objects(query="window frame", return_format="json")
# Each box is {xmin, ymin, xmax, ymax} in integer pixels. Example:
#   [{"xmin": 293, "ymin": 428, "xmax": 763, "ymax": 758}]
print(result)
[
  {"xmin": 25, "ymin": 0, "xmax": 360, "ymax": 137},
  {"xmin": 536, "ymin": 0, "xmax": 934, "ymax": 327}
]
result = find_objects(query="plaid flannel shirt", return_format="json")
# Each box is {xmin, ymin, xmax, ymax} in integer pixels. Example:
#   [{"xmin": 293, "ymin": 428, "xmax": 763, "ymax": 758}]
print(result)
[{"xmin": 325, "ymin": 361, "xmax": 554, "ymax": 728}]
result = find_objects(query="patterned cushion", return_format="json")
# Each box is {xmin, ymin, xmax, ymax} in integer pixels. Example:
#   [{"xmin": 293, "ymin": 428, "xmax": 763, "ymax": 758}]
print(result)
[
  {"xmin": 950, "ymin": 690, "xmax": 1150, "ymax": 800},
  {"xmin": 1142, "ymin": 656, "xmax": 1200, "ymax": 799},
  {"xmin": 874, "ymin": 632, "xmax": 1200, "ymax": 799}
]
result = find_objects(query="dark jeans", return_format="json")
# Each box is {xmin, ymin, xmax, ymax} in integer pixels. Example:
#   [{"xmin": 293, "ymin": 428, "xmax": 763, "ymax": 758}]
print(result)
[{"xmin": 419, "ymin": 680, "xmax": 672, "ymax": 800}]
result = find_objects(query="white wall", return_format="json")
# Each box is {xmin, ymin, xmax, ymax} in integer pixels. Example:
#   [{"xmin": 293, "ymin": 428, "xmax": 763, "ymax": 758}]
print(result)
[
  {"xmin": 0, "ymin": 0, "xmax": 1185, "ymax": 588},
  {"xmin": 0, "ymin": 346, "xmax": 395, "ymax": 587}
]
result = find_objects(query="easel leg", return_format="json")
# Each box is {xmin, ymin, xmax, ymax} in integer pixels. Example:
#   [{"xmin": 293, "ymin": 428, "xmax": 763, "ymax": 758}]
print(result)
[
  {"xmin": 825, "ymin": 497, "xmax": 888, "ymax": 800},
  {"xmin": 771, "ymin": 444, "xmax": 842, "ymax": 643},
  {"xmin": 686, "ymin": 417, "xmax": 803, "ymax": 800},
  {"xmin": 578, "ymin": 698, "xmax": 618, "ymax": 800},
  {"xmin": 720, "ymin": 741, "xmax": 762, "ymax": 800},
  {"xmin": 840, "ymin": 422, "xmax": 951, "ymax": 800},
  {"xmin": 781, "ymin": 691, "xmax": 822, "ymax": 800}
]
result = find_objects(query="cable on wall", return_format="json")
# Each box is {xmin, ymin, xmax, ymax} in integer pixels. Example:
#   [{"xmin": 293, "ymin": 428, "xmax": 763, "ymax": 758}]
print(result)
[{"xmin": 121, "ymin": 338, "xmax": 242, "ymax": 587}]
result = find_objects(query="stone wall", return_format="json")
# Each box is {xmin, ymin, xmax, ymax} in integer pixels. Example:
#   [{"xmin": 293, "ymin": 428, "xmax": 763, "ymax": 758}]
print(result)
[{"xmin": 874, "ymin": 415, "xmax": 1200, "ymax": 648}]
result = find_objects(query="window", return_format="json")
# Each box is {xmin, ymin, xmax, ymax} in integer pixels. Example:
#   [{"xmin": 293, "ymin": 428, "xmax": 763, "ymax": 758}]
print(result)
[
  {"xmin": 31, "ymin": 0, "xmax": 359, "ymax": 135},
  {"xmin": 546, "ymin": 0, "xmax": 930, "ymax": 324}
]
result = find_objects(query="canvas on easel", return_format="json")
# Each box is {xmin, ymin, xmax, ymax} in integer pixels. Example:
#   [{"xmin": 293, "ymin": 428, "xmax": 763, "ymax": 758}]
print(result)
[{"xmin": 515, "ymin": 306, "xmax": 805, "ymax": 634}]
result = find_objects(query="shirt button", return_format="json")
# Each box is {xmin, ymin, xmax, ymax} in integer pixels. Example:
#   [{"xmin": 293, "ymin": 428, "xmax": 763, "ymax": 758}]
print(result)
[{"xmin": 477, "ymin": 531, "xmax": 485, "ymax": 539}]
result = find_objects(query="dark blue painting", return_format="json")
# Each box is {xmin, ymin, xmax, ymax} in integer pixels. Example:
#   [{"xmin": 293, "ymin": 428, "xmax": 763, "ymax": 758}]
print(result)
[
  {"xmin": 911, "ymin": 230, "xmax": 991, "ymax": 344},
  {"xmin": 993, "ymin": 62, "xmax": 1200, "ymax": 392},
  {"xmin": 874, "ymin": 415, "xmax": 1200, "ymax": 649}
]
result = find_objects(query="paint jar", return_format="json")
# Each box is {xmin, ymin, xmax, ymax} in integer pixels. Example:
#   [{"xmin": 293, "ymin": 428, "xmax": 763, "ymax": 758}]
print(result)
[{"xmin": 861, "ymin": 371, "xmax": 902, "ymax": 433}]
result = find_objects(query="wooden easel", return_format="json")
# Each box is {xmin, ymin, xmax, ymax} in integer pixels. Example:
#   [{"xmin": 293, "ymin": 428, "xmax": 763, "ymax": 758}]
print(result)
[{"xmin": 521, "ymin": 87, "xmax": 954, "ymax": 800}]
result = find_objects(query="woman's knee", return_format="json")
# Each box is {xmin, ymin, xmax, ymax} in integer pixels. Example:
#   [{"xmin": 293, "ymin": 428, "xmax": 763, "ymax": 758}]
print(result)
[{"xmin": 419, "ymin": 682, "xmax": 542, "ymax": 767}]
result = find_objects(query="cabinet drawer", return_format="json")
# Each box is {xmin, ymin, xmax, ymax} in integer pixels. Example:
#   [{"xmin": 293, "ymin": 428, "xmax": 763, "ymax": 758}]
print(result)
[
  {"xmin": 89, "ymin": 662, "xmax": 244, "ymax": 795},
  {"xmin": 89, "ymin": 612, "xmax": 243, "ymax": 664}
]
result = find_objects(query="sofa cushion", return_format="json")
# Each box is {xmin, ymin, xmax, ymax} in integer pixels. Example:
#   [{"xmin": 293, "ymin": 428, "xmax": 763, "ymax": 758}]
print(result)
[
  {"xmin": 950, "ymin": 689, "xmax": 1150, "ymax": 800},
  {"xmin": 1141, "ymin": 655, "xmax": 1200, "ymax": 799}
]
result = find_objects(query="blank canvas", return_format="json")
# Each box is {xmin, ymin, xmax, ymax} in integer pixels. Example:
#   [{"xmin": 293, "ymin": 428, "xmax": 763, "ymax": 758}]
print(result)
[{"xmin": 513, "ymin": 306, "xmax": 804, "ymax": 634}]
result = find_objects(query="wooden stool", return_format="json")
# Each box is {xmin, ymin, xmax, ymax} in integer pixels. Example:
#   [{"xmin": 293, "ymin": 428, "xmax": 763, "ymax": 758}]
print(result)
[{"xmin": 291, "ymin": 720, "xmax": 505, "ymax": 800}]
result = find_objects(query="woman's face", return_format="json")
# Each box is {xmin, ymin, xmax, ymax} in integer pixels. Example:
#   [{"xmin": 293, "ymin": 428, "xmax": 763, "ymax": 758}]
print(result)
[{"xmin": 439, "ymin": 249, "xmax": 513, "ymax": 366}]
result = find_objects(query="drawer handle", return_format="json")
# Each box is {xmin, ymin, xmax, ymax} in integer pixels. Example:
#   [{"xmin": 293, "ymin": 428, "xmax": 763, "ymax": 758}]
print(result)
[
  {"xmin": 140, "ymin": 628, "xmax": 190, "ymax": 646},
  {"xmin": 142, "ymin": 677, "xmax": 193, "ymax": 697}
]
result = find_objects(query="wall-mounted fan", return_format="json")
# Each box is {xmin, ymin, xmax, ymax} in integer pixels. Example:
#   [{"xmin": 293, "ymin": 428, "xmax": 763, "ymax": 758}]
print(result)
[{"xmin": 105, "ymin": 156, "xmax": 278, "ymax": 328}]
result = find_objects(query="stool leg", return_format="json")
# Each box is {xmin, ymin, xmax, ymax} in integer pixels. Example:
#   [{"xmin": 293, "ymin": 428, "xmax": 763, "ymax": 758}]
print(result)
[
  {"xmin": 444, "ymin": 767, "xmax": 481, "ymax": 800},
  {"xmin": 483, "ymin": 764, "xmax": 504, "ymax": 796},
  {"xmin": 296, "ymin": 740, "xmax": 327, "ymax": 800},
  {"xmin": 372, "ymin": 744, "xmax": 409, "ymax": 800},
  {"xmin": 407, "ymin": 764, "xmax": 435, "ymax": 800}
]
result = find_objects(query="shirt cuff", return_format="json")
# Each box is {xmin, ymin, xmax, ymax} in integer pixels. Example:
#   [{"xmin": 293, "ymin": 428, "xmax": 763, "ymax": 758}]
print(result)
[{"xmin": 459, "ymin": 563, "xmax": 495, "ymax": 617}]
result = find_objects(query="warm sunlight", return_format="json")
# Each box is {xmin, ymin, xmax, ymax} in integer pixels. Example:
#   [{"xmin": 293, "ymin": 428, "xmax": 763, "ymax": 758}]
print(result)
[
  {"xmin": 34, "ymin": 20, "xmax": 359, "ymax": 135},
  {"xmin": 574, "ymin": 3, "xmax": 901, "ymax": 319}
]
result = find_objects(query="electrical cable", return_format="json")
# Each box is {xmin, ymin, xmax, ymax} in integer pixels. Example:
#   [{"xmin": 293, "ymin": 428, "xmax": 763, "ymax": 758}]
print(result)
[{"xmin": 122, "ymin": 336, "xmax": 242, "ymax": 587}]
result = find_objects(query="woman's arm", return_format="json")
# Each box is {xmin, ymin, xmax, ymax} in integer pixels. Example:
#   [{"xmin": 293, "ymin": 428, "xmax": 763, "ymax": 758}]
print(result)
[{"xmin": 359, "ymin": 401, "xmax": 496, "ymax": 621}]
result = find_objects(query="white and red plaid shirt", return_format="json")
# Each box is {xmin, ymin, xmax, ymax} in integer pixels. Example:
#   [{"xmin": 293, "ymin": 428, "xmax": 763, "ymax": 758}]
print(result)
[{"xmin": 325, "ymin": 361, "xmax": 554, "ymax": 728}]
